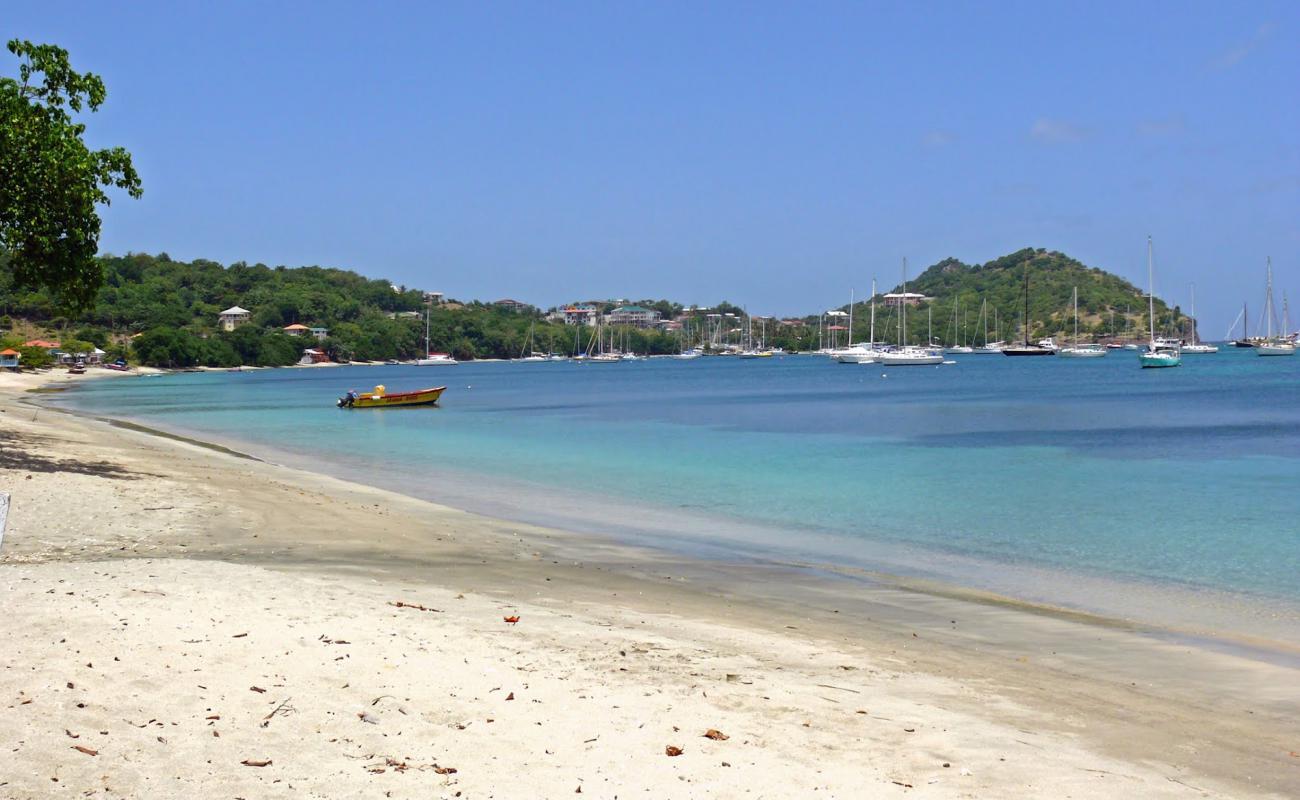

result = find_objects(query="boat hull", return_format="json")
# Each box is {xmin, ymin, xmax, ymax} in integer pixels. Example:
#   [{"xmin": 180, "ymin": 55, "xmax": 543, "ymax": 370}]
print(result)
[
  {"xmin": 1002, "ymin": 347, "xmax": 1054, "ymax": 356},
  {"xmin": 1139, "ymin": 353, "xmax": 1181, "ymax": 368},
  {"xmin": 1057, "ymin": 346, "xmax": 1107, "ymax": 358},
  {"xmin": 340, "ymin": 386, "xmax": 446, "ymax": 408},
  {"xmin": 1256, "ymin": 344, "xmax": 1297, "ymax": 356}
]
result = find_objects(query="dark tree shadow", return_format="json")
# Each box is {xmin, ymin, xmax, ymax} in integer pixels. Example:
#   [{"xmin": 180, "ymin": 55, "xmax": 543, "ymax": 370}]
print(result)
[{"xmin": 0, "ymin": 430, "xmax": 150, "ymax": 480}]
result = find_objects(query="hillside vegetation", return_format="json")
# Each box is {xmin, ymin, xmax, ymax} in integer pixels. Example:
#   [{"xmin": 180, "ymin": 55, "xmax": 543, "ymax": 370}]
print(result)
[
  {"xmin": 0, "ymin": 248, "xmax": 1191, "ymax": 367},
  {"xmin": 854, "ymin": 248, "xmax": 1185, "ymax": 345}
]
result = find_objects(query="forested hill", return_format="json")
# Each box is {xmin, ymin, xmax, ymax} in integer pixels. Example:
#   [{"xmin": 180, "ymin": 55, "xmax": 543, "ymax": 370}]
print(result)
[{"xmin": 867, "ymin": 248, "xmax": 1185, "ymax": 344}]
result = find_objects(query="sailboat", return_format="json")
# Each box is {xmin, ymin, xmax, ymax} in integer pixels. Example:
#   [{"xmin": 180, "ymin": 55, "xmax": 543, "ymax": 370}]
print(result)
[
  {"xmin": 516, "ymin": 323, "xmax": 547, "ymax": 361},
  {"xmin": 1257, "ymin": 258, "xmax": 1297, "ymax": 356},
  {"xmin": 945, "ymin": 296, "xmax": 973, "ymax": 353},
  {"xmin": 1058, "ymin": 287, "xmax": 1107, "ymax": 358},
  {"xmin": 838, "ymin": 283, "xmax": 881, "ymax": 363},
  {"xmin": 1139, "ymin": 237, "xmax": 1181, "ymax": 368},
  {"xmin": 879, "ymin": 259, "xmax": 945, "ymax": 365},
  {"xmin": 971, "ymin": 300, "xmax": 1004, "ymax": 353},
  {"xmin": 1002, "ymin": 260, "xmax": 1054, "ymax": 356},
  {"xmin": 415, "ymin": 306, "xmax": 458, "ymax": 365},
  {"xmin": 1181, "ymin": 284, "xmax": 1218, "ymax": 354}
]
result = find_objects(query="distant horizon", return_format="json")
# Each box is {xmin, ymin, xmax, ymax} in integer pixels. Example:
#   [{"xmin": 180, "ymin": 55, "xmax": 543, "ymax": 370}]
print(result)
[{"xmin": 8, "ymin": 1, "xmax": 1297, "ymax": 335}]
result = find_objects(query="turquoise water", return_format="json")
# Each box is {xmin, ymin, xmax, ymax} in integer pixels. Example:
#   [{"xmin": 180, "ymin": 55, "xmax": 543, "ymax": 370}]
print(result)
[{"xmin": 57, "ymin": 350, "xmax": 1300, "ymax": 630}]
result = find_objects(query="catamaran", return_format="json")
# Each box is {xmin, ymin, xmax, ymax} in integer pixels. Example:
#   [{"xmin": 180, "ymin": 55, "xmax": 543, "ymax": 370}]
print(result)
[
  {"xmin": 879, "ymin": 258, "xmax": 944, "ymax": 365},
  {"xmin": 1139, "ymin": 237, "xmax": 1181, "ymax": 368},
  {"xmin": 1181, "ymin": 283, "xmax": 1218, "ymax": 354},
  {"xmin": 415, "ymin": 306, "xmax": 458, "ymax": 365},
  {"xmin": 1058, "ymin": 286, "xmax": 1107, "ymax": 358},
  {"xmin": 1256, "ymin": 258, "xmax": 1296, "ymax": 357}
]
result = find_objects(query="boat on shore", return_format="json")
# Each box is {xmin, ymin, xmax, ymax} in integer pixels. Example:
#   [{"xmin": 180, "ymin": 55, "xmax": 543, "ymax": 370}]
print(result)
[{"xmin": 338, "ymin": 384, "xmax": 446, "ymax": 408}]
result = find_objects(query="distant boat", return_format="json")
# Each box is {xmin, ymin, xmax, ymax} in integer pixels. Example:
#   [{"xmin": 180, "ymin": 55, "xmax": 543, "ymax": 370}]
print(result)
[
  {"xmin": 338, "ymin": 385, "xmax": 446, "ymax": 408},
  {"xmin": 944, "ymin": 295, "xmax": 974, "ymax": 353},
  {"xmin": 878, "ymin": 258, "xmax": 945, "ymax": 365},
  {"xmin": 1181, "ymin": 283, "xmax": 1218, "ymax": 354},
  {"xmin": 416, "ymin": 352, "xmax": 457, "ymax": 365},
  {"xmin": 1058, "ymin": 287, "xmax": 1107, "ymax": 358},
  {"xmin": 675, "ymin": 348, "xmax": 703, "ymax": 360},
  {"xmin": 1139, "ymin": 237, "xmax": 1181, "ymax": 368},
  {"xmin": 1255, "ymin": 258, "xmax": 1296, "ymax": 357},
  {"xmin": 416, "ymin": 307, "xmax": 458, "ymax": 365},
  {"xmin": 1003, "ymin": 261, "xmax": 1054, "ymax": 356}
]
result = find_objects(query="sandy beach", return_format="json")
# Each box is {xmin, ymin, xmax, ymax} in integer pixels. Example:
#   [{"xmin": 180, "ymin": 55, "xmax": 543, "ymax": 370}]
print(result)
[{"xmin": 2, "ymin": 369, "xmax": 1297, "ymax": 799}]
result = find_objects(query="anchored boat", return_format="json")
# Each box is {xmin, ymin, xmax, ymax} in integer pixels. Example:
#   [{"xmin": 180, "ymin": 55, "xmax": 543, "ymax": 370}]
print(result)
[{"xmin": 338, "ymin": 385, "xmax": 446, "ymax": 409}]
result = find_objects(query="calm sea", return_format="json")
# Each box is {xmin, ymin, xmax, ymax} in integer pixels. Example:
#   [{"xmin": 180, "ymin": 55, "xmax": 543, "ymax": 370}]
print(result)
[{"xmin": 56, "ymin": 349, "xmax": 1300, "ymax": 639}]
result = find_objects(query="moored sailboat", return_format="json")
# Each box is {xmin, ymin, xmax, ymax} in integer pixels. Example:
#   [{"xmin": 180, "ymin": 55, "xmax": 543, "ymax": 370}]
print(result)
[
  {"xmin": 1139, "ymin": 237, "xmax": 1181, "ymax": 368},
  {"xmin": 1003, "ymin": 260, "xmax": 1054, "ymax": 356},
  {"xmin": 1058, "ymin": 286, "xmax": 1107, "ymax": 358},
  {"xmin": 1181, "ymin": 283, "xmax": 1218, "ymax": 354}
]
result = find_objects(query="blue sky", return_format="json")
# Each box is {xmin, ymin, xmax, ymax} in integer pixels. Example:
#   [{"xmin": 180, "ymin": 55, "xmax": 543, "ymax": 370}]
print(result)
[{"xmin": 8, "ymin": 1, "xmax": 1298, "ymax": 333}]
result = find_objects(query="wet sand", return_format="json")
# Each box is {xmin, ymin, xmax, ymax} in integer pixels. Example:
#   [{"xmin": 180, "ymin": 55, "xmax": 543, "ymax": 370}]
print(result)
[{"xmin": 1, "ymin": 369, "xmax": 1297, "ymax": 798}]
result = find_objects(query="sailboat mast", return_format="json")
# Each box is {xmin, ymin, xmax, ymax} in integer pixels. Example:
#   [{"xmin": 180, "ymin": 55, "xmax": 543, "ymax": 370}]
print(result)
[
  {"xmin": 1073, "ymin": 286, "xmax": 1079, "ymax": 346},
  {"xmin": 1023, "ymin": 261, "xmax": 1031, "ymax": 345},
  {"xmin": 869, "ymin": 278, "xmax": 876, "ymax": 350},
  {"xmin": 1190, "ymin": 284, "xmax": 1197, "ymax": 346},
  {"xmin": 900, "ymin": 258, "xmax": 908, "ymax": 346},
  {"xmin": 1147, "ymin": 236, "xmax": 1157, "ymax": 344},
  {"xmin": 847, "ymin": 289, "xmax": 854, "ymax": 346}
]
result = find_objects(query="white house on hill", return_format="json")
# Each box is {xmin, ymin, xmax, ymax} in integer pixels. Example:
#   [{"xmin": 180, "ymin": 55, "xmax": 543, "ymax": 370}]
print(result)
[{"xmin": 219, "ymin": 306, "xmax": 252, "ymax": 331}]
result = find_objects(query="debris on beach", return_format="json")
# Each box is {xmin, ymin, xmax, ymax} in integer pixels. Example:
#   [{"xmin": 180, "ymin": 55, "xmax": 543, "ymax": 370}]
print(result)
[
  {"xmin": 390, "ymin": 601, "xmax": 441, "ymax": 612},
  {"xmin": 71, "ymin": 745, "xmax": 98, "ymax": 756},
  {"xmin": 503, "ymin": 615, "xmax": 520, "ymax": 624},
  {"xmin": 665, "ymin": 745, "xmax": 684, "ymax": 757},
  {"xmin": 241, "ymin": 759, "xmax": 272, "ymax": 767},
  {"xmin": 703, "ymin": 729, "xmax": 729, "ymax": 741}
]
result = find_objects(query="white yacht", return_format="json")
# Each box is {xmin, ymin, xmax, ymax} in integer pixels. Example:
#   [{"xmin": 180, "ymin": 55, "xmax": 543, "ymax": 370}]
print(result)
[{"xmin": 1058, "ymin": 287, "xmax": 1107, "ymax": 358}]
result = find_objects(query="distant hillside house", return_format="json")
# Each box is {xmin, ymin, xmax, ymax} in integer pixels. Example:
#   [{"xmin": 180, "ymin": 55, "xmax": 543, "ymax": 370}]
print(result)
[
  {"xmin": 882, "ymin": 292, "xmax": 927, "ymax": 307},
  {"xmin": 607, "ymin": 305, "xmax": 661, "ymax": 328},
  {"xmin": 494, "ymin": 298, "xmax": 532, "ymax": 312},
  {"xmin": 283, "ymin": 323, "xmax": 310, "ymax": 337},
  {"xmin": 219, "ymin": 306, "xmax": 252, "ymax": 331},
  {"xmin": 0, "ymin": 348, "xmax": 20, "ymax": 370},
  {"xmin": 423, "ymin": 291, "xmax": 444, "ymax": 304},
  {"xmin": 23, "ymin": 339, "xmax": 60, "ymax": 351},
  {"xmin": 562, "ymin": 304, "xmax": 599, "ymax": 327},
  {"xmin": 309, "ymin": 327, "xmax": 329, "ymax": 341},
  {"xmin": 779, "ymin": 318, "xmax": 807, "ymax": 327}
]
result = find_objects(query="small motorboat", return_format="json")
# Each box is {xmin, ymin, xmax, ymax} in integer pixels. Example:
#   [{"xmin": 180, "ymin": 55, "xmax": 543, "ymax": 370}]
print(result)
[{"xmin": 338, "ymin": 384, "xmax": 446, "ymax": 409}]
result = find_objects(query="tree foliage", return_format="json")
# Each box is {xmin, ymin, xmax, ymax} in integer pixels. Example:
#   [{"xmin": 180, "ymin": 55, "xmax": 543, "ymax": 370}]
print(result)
[{"xmin": 0, "ymin": 40, "xmax": 141, "ymax": 310}]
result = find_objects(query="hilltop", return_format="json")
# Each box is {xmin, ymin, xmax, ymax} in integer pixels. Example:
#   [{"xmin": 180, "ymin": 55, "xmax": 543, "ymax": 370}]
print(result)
[{"xmin": 849, "ymin": 248, "xmax": 1185, "ymax": 346}]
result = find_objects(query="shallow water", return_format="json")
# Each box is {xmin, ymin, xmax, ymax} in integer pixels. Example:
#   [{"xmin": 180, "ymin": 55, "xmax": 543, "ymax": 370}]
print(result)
[{"xmin": 58, "ymin": 349, "xmax": 1300, "ymax": 640}]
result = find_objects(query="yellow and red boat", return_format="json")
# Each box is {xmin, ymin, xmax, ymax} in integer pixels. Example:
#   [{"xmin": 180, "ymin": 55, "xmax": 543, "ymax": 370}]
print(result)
[{"xmin": 337, "ymin": 384, "xmax": 445, "ymax": 409}]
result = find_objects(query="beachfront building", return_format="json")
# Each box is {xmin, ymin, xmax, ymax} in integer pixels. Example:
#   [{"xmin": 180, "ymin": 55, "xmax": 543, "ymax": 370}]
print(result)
[
  {"xmin": 283, "ymin": 323, "xmax": 310, "ymax": 337},
  {"xmin": 0, "ymin": 348, "xmax": 20, "ymax": 370},
  {"xmin": 606, "ymin": 305, "xmax": 661, "ymax": 329},
  {"xmin": 561, "ymin": 304, "xmax": 599, "ymax": 326},
  {"xmin": 882, "ymin": 292, "xmax": 927, "ymax": 307},
  {"xmin": 299, "ymin": 348, "xmax": 329, "ymax": 365},
  {"xmin": 218, "ymin": 306, "xmax": 252, "ymax": 331}
]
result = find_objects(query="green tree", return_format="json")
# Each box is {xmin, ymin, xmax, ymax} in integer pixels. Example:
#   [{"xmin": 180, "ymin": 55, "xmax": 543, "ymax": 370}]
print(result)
[{"xmin": 1, "ymin": 40, "xmax": 142, "ymax": 310}]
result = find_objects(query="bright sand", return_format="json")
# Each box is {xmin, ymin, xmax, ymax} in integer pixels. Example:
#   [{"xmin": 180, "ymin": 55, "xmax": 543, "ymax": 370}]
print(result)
[{"xmin": 1, "ymin": 370, "xmax": 1296, "ymax": 798}]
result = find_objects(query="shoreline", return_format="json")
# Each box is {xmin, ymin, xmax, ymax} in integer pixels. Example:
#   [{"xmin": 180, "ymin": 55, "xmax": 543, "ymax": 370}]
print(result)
[
  {"xmin": 3, "ymin": 369, "xmax": 1299, "ymax": 797},
  {"xmin": 41, "ymin": 368, "xmax": 1300, "ymax": 656}
]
